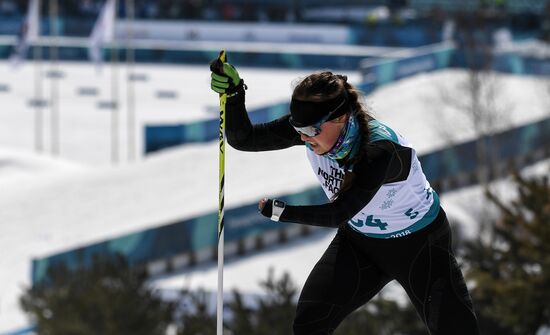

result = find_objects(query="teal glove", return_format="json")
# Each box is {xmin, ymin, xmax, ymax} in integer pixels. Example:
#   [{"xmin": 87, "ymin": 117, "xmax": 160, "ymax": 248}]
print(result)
[{"xmin": 210, "ymin": 60, "xmax": 244, "ymax": 95}]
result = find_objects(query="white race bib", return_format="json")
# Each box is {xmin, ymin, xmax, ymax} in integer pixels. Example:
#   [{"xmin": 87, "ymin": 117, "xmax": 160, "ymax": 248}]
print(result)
[{"xmin": 307, "ymin": 120, "xmax": 439, "ymax": 239}]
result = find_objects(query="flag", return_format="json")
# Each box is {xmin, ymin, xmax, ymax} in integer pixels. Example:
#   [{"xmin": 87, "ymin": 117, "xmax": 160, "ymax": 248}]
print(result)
[
  {"xmin": 88, "ymin": 0, "xmax": 116, "ymax": 66},
  {"xmin": 10, "ymin": 0, "xmax": 40, "ymax": 67}
]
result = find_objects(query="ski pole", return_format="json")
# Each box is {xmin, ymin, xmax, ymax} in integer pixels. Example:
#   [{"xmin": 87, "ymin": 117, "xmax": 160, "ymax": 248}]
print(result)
[{"xmin": 213, "ymin": 49, "xmax": 227, "ymax": 335}]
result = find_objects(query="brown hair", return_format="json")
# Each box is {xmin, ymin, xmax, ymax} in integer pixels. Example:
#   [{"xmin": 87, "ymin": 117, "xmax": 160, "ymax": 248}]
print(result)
[{"xmin": 293, "ymin": 71, "xmax": 374, "ymax": 200}]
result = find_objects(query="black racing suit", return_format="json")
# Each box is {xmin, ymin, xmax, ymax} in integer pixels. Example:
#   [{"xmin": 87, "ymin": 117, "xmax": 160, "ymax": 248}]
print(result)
[{"xmin": 225, "ymin": 87, "xmax": 480, "ymax": 335}]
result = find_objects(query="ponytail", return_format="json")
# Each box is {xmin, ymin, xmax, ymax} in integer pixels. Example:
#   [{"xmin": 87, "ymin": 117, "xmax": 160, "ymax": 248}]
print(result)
[{"xmin": 332, "ymin": 82, "xmax": 373, "ymax": 200}]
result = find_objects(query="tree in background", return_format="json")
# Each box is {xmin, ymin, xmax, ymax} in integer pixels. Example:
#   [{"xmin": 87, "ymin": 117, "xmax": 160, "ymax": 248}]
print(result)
[
  {"xmin": 226, "ymin": 268, "xmax": 297, "ymax": 335},
  {"xmin": 464, "ymin": 171, "xmax": 550, "ymax": 335},
  {"xmin": 20, "ymin": 255, "xmax": 174, "ymax": 335},
  {"xmin": 176, "ymin": 289, "xmax": 216, "ymax": 335},
  {"xmin": 431, "ymin": 9, "xmax": 513, "ymax": 191},
  {"xmin": 428, "ymin": 9, "xmax": 517, "ymax": 254}
]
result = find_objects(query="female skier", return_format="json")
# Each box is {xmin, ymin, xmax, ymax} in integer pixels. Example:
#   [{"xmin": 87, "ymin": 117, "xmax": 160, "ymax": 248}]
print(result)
[{"xmin": 210, "ymin": 60, "xmax": 480, "ymax": 335}]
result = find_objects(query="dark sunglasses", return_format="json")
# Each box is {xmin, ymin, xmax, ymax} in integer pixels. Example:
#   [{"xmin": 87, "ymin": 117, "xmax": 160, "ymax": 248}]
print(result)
[{"xmin": 290, "ymin": 98, "xmax": 347, "ymax": 137}]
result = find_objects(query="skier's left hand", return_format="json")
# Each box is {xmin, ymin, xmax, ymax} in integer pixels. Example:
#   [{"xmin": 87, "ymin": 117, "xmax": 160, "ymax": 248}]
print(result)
[{"xmin": 210, "ymin": 59, "xmax": 244, "ymax": 95}]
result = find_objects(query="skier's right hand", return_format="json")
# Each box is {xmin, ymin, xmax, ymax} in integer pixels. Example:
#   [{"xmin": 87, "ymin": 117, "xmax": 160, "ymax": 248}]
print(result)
[{"xmin": 210, "ymin": 59, "xmax": 244, "ymax": 96}]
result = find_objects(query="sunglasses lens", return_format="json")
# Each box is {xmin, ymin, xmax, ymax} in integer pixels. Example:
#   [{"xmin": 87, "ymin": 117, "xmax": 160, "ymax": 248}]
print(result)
[
  {"xmin": 293, "ymin": 125, "xmax": 319, "ymax": 137},
  {"xmin": 289, "ymin": 116, "xmax": 323, "ymax": 137}
]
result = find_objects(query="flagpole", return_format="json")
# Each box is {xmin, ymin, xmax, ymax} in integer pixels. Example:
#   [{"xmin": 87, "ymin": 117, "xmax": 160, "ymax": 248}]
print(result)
[
  {"xmin": 49, "ymin": 0, "xmax": 60, "ymax": 156},
  {"xmin": 88, "ymin": 0, "xmax": 117, "ymax": 163},
  {"xmin": 111, "ymin": 0, "xmax": 119, "ymax": 165},
  {"xmin": 33, "ymin": 37, "xmax": 43, "ymax": 153},
  {"xmin": 31, "ymin": 0, "xmax": 43, "ymax": 153},
  {"xmin": 126, "ymin": 0, "xmax": 136, "ymax": 162}
]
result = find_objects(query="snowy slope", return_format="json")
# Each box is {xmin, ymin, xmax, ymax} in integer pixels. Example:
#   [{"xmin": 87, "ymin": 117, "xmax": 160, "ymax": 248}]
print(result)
[{"xmin": 0, "ymin": 61, "xmax": 548, "ymax": 332}]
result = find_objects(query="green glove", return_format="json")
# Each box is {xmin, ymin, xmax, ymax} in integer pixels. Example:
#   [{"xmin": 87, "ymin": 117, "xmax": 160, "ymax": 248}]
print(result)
[{"xmin": 210, "ymin": 60, "xmax": 244, "ymax": 95}]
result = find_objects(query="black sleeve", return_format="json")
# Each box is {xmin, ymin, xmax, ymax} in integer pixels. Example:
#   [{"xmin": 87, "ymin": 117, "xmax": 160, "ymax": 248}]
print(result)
[
  {"xmin": 279, "ymin": 141, "xmax": 412, "ymax": 228},
  {"xmin": 225, "ymin": 87, "xmax": 303, "ymax": 152}
]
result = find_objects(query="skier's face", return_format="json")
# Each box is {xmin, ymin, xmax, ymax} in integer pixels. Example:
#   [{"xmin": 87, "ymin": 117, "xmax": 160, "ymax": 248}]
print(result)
[{"xmin": 299, "ymin": 113, "xmax": 349, "ymax": 155}]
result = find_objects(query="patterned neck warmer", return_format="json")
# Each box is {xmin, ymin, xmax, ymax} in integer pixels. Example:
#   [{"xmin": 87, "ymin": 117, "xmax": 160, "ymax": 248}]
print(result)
[{"xmin": 306, "ymin": 113, "xmax": 361, "ymax": 167}]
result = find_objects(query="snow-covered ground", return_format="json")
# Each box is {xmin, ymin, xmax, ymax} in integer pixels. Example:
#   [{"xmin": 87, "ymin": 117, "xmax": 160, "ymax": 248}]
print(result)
[{"xmin": 0, "ymin": 61, "xmax": 548, "ymax": 333}]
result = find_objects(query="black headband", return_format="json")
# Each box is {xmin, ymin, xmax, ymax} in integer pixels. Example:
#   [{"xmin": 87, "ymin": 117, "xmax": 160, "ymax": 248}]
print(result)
[{"xmin": 289, "ymin": 90, "xmax": 350, "ymax": 127}]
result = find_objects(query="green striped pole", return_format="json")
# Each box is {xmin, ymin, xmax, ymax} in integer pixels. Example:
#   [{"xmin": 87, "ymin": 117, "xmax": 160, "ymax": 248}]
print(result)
[{"xmin": 216, "ymin": 50, "xmax": 227, "ymax": 335}]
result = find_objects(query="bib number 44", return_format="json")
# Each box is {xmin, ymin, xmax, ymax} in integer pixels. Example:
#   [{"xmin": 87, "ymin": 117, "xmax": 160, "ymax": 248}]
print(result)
[{"xmin": 350, "ymin": 215, "xmax": 388, "ymax": 230}]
